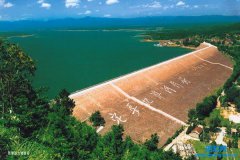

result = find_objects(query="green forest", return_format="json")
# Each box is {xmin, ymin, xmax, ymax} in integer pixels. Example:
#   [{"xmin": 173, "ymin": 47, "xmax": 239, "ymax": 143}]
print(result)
[{"xmin": 0, "ymin": 40, "xmax": 182, "ymax": 159}]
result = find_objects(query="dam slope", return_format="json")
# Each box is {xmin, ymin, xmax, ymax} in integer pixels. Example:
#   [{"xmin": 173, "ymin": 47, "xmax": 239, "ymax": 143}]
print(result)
[{"xmin": 70, "ymin": 42, "xmax": 233, "ymax": 146}]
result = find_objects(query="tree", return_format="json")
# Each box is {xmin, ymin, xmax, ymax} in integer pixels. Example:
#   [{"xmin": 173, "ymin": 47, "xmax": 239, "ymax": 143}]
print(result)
[
  {"xmin": 226, "ymin": 126, "xmax": 231, "ymax": 135},
  {"xmin": 40, "ymin": 112, "xmax": 98, "ymax": 159},
  {"xmin": 55, "ymin": 89, "xmax": 75, "ymax": 115},
  {"xmin": 219, "ymin": 96, "xmax": 228, "ymax": 108},
  {"xmin": 0, "ymin": 41, "xmax": 36, "ymax": 119},
  {"xmin": 225, "ymin": 85, "xmax": 240, "ymax": 102},
  {"xmin": 186, "ymin": 124, "xmax": 196, "ymax": 134},
  {"xmin": 196, "ymin": 96, "xmax": 217, "ymax": 119},
  {"xmin": 0, "ymin": 41, "xmax": 50, "ymax": 137},
  {"xmin": 232, "ymin": 137, "xmax": 239, "ymax": 148},
  {"xmin": 0, "ymin": 135, "xmax": 10, "ymax": 159},
  {"xmin": 144, "ymin": 133, "xmax": 159, "ymax": 151},
  {"xmin": 89, "ymin": 111, "xmax": 106, "ymax": 127},
  {"xmin": 234, "ymin": 97, "xmax": 240, "ymax": 112},
  {"xmin": 200, "ymin": 127, "xmax": 210, "ymax": 142},
  {"xmin": 92, "ymin": 125, "xmax": 125, "ymax": 159},
  {"xmin": 188, "ymin": 109, "xmax": 197, "ymax": 122},
  {"xmin": 228, "ymin": 140, "xmax": 232, "ymax": 148},
  {"xmin": 209, "ymin": 115, "xmax": 221, "ymax": 131}
]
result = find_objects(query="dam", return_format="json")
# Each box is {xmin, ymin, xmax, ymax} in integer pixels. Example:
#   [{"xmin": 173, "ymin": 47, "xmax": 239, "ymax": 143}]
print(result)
[{"xmin": 70, "ymin": 42, "xmax": 233, "ymax": 146}]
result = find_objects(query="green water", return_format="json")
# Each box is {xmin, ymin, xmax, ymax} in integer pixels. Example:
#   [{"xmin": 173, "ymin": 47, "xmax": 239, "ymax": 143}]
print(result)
[{"xmin": 9, "ymin": 30, "xmax": 191, "ymax": 98}]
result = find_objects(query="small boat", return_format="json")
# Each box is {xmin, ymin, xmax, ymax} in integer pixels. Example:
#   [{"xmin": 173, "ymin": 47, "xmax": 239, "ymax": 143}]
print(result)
[{"xmin": 154, "ymin": 43, "xmax": 162, "ymax": 47}]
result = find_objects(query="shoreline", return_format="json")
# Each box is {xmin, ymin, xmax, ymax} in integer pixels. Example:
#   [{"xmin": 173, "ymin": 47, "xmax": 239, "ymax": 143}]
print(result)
[
  {"xmin": 7, "ymin": 34, "xmax": 35, "ymax": 39},
  {"xmin": 141, "ymin": 39, "xmax": 196, "ymax": 50},
  {"xmin": 70, "ymin": 42, "xmax": 213, "ymax": 97}
]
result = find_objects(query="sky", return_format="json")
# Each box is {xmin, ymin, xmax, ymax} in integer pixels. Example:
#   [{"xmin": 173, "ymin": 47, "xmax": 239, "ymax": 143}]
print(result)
[{"xmin": 0, "ymin": 0, "xmax": 239, "ymax": 20}]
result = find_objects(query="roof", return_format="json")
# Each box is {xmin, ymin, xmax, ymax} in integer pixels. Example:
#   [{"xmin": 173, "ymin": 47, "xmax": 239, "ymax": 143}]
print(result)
[{"xmin": 192, "ymin": 126, "xmax": 203, "ymax": 135}]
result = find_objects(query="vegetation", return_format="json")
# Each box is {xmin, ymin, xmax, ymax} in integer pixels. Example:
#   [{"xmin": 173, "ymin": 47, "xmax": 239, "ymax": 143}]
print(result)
[
  {"xmin": 144, "ymin": 133, "xmax": 159, "ymax": 151},
  {"xmin": 208, "ymin": 113, "xmax": 221, "ymax": 131},
  {"xmin": 186, "ymin": 94, "xmax": 218, "ymax": 136},
  {"xmin": 224, "ymin": 84, "xmax": 240, "ymax": 111},
  {"xmin": 0, "ymin": 40, "xmax": 182, "ymax": 159},
  {"xmin": 191, "ymin": 140, "xmax": 240, "ymax": 160},
  {"xmin": 145, "ymin": 23, "xmax": 240, "ymax": 42},
  {"xmin": 196, "ymin": 96, "xmax": 218, "ymax": 120},
  {"xmin": 89, "ymin": 111, "xmax": 106, "ymax": 127}
]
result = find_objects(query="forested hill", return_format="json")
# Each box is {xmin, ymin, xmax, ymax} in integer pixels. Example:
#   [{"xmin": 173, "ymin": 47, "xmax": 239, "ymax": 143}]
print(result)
[{"xmin": 0, "ymin": 16, "xmax": 240, "ymax": 31}]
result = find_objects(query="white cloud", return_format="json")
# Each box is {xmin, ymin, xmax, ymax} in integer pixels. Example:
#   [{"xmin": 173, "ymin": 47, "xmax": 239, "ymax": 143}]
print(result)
[
  {"xmin": 144, "ymin": 1, "xmax": 162, "ymax": 8},
  {"xmin": 41, "ymin": 2, "xmax": 51, "ymax": 9},
  {"xmin": 104, "ymin": 14, "xmax": 111, "ymax": 17},
  {"xmin": 106, "ymin": 0, "xmax": 119, "ymax": 5},
  {"xmin": 3, "ymin": 2, "xmax": 13, "ymax": 8},
  {"xmin": 37, "ymin": 0, "xmax": 51, "ymax": 9},
  {"xmin": 0, "ymin": 0, "xmax": 13, "ymax": 8},
  {"xmin": 163, "ymin": 5, "xmax": 174, "ymax": 10},
  {"xmin": 84, "ymin": 10, "xmax": 91, "ymax": 14},
  {"xmin": 78, "ymin": 10, "xmax": 92, "ymax": 15},
  {"xmin": 65, "ymin": 0, "xmax": 79, "ymax": 8},
  {"xmin": 193, "ymin": 5, "xmax": 199, "ymax": 8},
  {"xmin": 37, "ymin": 0, "xmax": 44, "ymax": 3},
  {"xmin": 131, "ymin": 1, "xmax": 162, "ymax": 9},
  {"xmin": 176, "ymin": 1, "xmax": 189, "ymax": 8},
  {"xmin": 176, "ymin": 1, "xmax": 185, "ymax": 6},
  {"xmin": 87, "ymin": 0, "xmax": 93, "ymax": 1}
]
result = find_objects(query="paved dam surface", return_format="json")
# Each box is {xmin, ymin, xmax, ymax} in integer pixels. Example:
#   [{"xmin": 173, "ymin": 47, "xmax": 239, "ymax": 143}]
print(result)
[{"xmin": 70, "ymin": 42, "xmax": 233, "ymax": 146}]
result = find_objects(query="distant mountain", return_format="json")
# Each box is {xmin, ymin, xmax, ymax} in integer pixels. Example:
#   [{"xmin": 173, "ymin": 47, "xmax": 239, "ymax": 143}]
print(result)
[{"xmin": 0, "ymin": 16, "xmax": 240, "ymax": 31}]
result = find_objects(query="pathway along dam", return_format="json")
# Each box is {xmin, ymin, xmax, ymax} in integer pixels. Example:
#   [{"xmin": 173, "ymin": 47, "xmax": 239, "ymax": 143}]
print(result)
[{"xmin": 70, "ymin": 42, "xmax": 233, "ymax": 146}]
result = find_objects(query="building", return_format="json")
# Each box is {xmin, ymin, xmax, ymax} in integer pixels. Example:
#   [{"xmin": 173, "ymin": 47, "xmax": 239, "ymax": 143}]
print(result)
[
  {"xmin": 172, "ymin": 142, "xmax": 198, "ymax": 159},
  {"xmin": 189, "ymin": 125, "xmax": 203, "ymax": 139}
]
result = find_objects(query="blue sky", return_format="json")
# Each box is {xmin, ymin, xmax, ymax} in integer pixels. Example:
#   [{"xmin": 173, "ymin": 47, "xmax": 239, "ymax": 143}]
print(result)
[{"xmin": 0, "ymin": 0, "xmax": 239, "ymax": 20}]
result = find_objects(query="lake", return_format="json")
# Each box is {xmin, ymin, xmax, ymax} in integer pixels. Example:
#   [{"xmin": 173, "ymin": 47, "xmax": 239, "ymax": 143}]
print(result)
[{"xmin": 8, "ymin": 30, "xmax": 191, "ymax": 98}]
